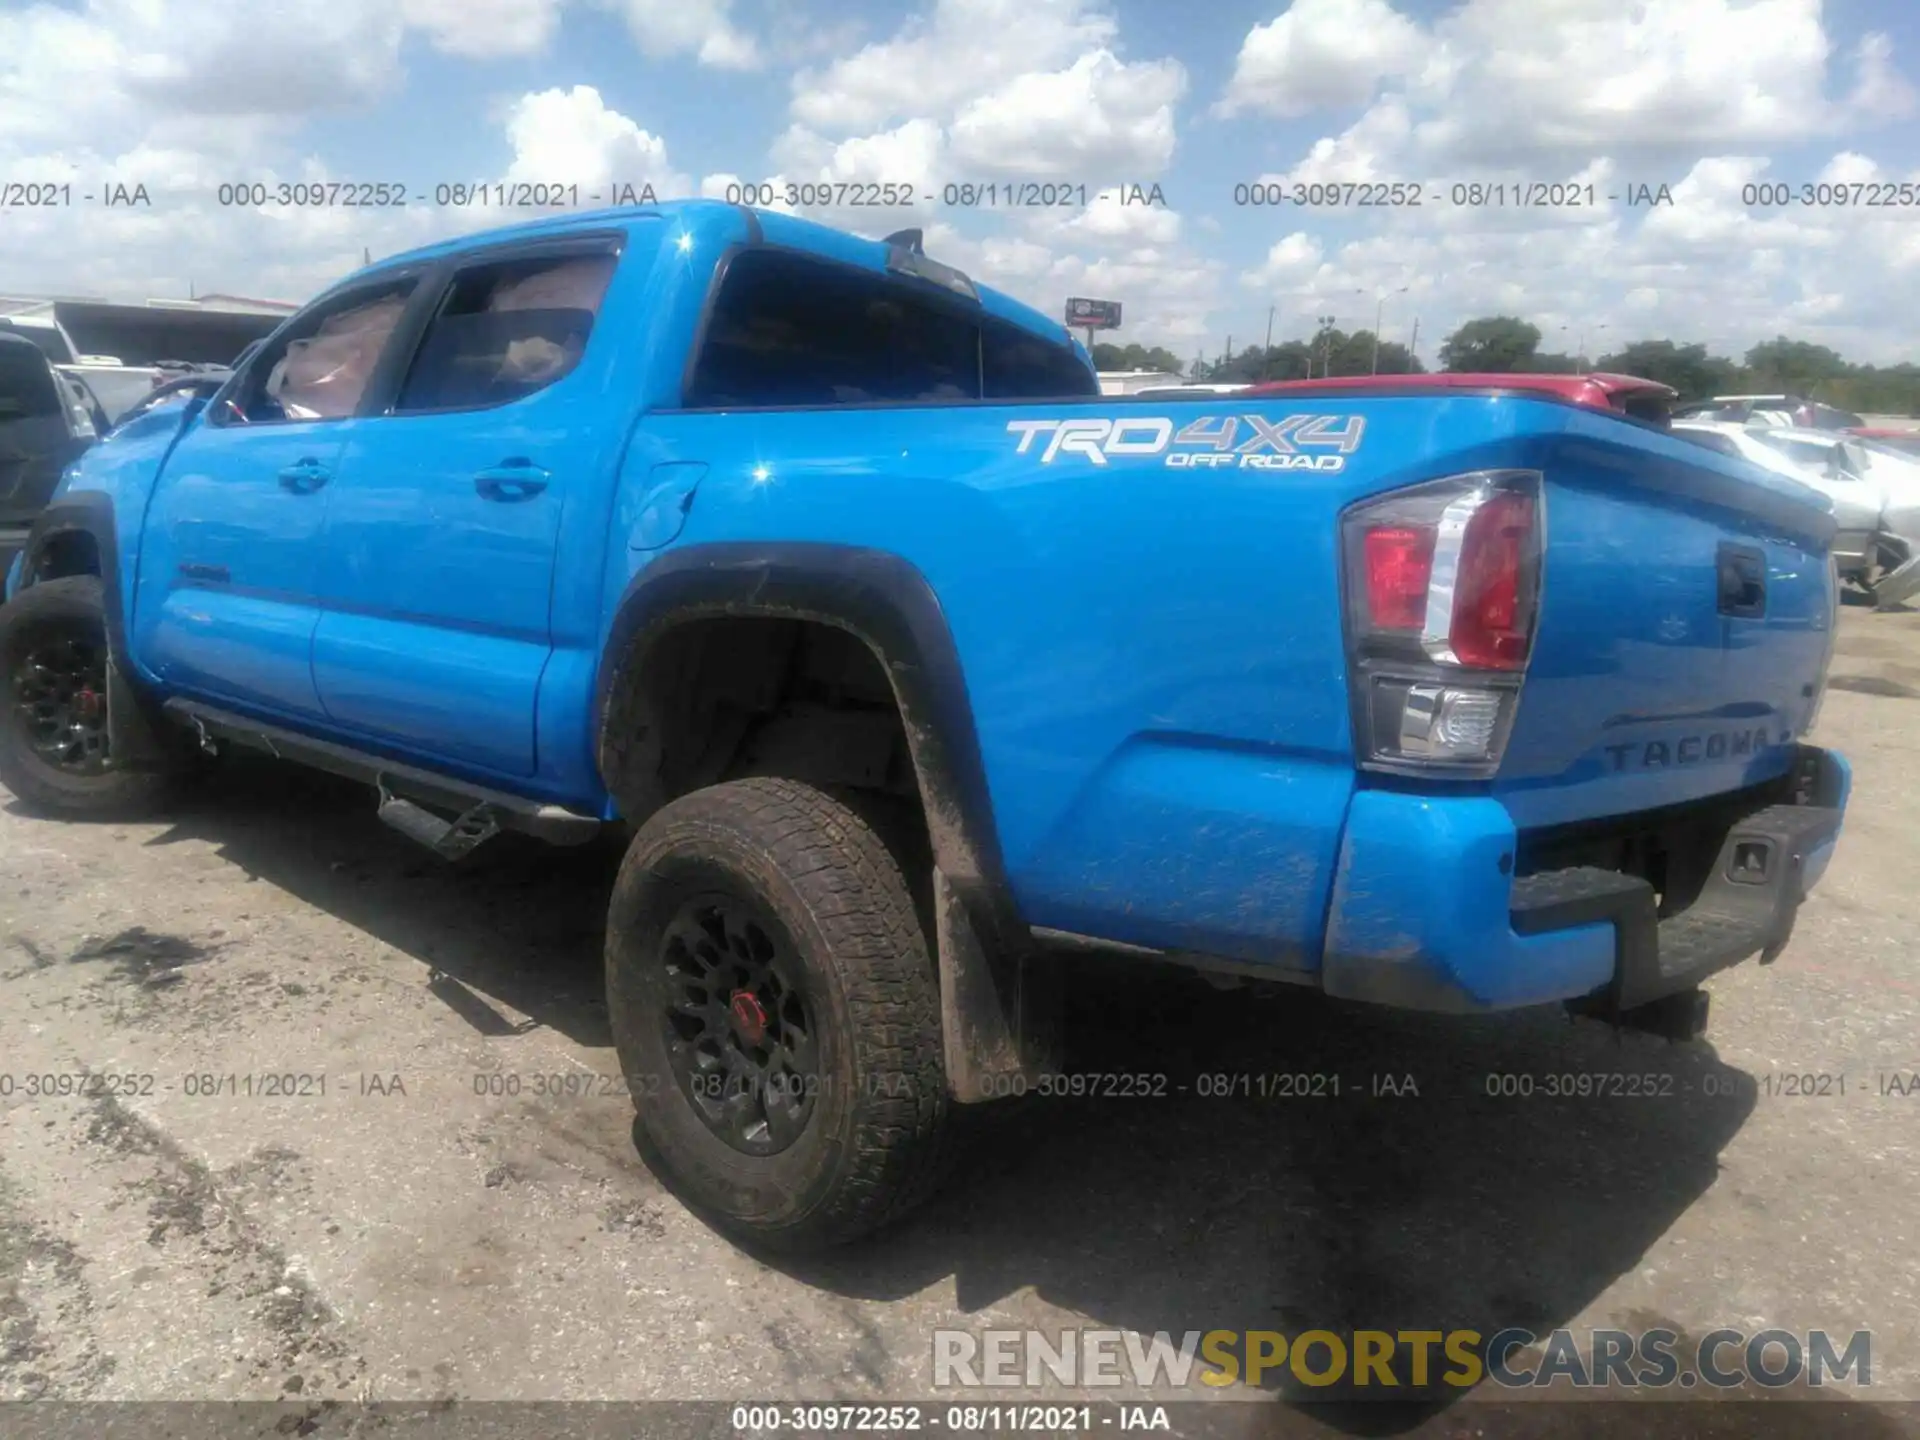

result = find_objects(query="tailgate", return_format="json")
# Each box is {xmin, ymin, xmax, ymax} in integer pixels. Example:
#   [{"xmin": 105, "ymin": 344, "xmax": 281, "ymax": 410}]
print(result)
[{"xmin": 1493, "ymin": 417, "xmax": 1837, "ymax": 830}]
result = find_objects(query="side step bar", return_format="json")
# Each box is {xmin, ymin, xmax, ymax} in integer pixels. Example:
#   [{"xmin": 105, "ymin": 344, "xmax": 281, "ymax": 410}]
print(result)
[{"xmin": 163, "ymin": 699, "xmax": 603, "ymax": 850}]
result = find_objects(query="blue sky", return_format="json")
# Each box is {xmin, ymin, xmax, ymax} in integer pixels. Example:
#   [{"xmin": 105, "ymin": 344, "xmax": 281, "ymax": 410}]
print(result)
[{"xmin": 4, "ymin": 0, "xmax": 1919, "ymax": 364}]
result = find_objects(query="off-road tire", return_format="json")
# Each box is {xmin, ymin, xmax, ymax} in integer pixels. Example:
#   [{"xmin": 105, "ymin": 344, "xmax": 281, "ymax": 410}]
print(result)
[
  {"xmin": 606, "ymin": 776, "xmax": 951, "ymax": 1251},
  {"xmin": 0, "ymin": 576, "xmax": 176, "ymax": 819}
]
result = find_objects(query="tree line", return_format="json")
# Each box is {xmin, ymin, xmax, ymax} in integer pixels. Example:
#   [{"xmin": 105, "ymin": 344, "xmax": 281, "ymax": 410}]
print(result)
[{"xmin": 1092, "ymin": 320, "xmax": 1920, "ymax": 415}]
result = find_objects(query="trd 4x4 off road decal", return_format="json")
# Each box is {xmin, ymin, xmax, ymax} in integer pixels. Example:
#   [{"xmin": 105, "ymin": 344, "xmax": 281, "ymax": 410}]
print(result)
[{"xmin": 1006, "ymin": 414, "xmax": 1367, "ymax": 471}]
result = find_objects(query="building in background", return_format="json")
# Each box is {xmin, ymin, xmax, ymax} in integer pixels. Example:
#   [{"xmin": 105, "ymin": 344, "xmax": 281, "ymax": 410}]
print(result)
[{"xmin": 0, "ymin": 294, "xmax": 295, "ymax": 368}]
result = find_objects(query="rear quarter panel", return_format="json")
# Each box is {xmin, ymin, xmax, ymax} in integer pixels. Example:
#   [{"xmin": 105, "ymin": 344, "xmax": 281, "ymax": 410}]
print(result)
[{"xmin": 624, "ymin": 395, "xmax": 1627, "ymax": 964}]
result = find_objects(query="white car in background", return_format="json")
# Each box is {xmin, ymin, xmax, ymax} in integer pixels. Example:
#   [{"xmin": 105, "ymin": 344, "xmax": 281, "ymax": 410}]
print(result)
[
  {"xmin": 1673, "ymin": 420, "xmax": 1920, "ymax": 606},
  {"xmin": 1124, "ymin": 383, "xmax": 1253, "ymax": 400}
]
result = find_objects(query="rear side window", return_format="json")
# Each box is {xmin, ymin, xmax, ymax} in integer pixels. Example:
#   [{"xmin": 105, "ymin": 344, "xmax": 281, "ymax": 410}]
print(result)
[
  {"xmin": 396, "ymin": 251, "xmax": 616, "ymax": 413},
  {"xmin": 684, "ymin": 248, "xmax": 1090, "ymax": 407},
  {"xmin": 983, "ymin": 321, "xmax": 1097, "ymax": 399}
]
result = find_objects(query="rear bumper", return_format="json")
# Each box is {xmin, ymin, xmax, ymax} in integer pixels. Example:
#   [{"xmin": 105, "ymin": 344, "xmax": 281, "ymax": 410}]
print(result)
[{"xmin": 1321, "ymin": 745, "xmax": 1849, "ymax": 1014}]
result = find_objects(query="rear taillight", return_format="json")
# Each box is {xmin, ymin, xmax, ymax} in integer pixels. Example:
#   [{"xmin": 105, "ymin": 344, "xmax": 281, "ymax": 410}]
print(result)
[
  {"xmin": 1340, "ymin": 471, "xmax": 1543, "ymax": 776},
  {"xmin": 1447, "ymin": 490, "xmax": 1534, "ymax": 669},
  {"xmin": 1362, "ymin": 526, "xmax": 1435, "ymax": 629}
]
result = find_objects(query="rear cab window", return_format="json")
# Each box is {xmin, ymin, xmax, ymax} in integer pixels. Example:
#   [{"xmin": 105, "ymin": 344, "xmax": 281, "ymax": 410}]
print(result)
[{"xmin": 683, "ymin": 247, "xmax": 1095, "ymax": 408}]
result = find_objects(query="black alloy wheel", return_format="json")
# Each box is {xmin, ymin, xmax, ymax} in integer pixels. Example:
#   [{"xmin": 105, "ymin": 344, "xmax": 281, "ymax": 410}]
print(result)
[
  {"xmin": 10, "ymin": 631, "xmax": 110, "ymax": 775},
  {"xmin": 660, "ymin": 895, "xmax": 819, "ymax": 1155}
]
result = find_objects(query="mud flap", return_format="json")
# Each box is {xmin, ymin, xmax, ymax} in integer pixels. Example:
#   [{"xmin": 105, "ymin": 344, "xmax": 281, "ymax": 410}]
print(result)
[
  {"xmin": 104, "ymin": 655, "xmax": 176, "ymax": 771},
  {"xmin": 934, "ymin": 868, "xmax": 1063, "ymax": 1102}
]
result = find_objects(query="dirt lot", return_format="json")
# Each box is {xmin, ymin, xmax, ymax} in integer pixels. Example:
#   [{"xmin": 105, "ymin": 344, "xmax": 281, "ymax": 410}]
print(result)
[{"xmin": 2, "ymin": 606, "xmax": 1919, "ymax": 1436}]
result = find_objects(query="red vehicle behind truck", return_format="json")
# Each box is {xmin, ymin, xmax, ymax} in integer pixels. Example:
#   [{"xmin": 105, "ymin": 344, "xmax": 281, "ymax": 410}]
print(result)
[{"xmin": 1245, "ymin": 371, "xmax": 1679, "ymax": 426}]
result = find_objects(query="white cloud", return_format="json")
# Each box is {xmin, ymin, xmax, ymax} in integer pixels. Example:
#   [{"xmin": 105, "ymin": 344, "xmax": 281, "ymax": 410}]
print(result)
[
  {"xmin": 604, "ymin": 0, "xmax": 760, "ymax": 69},
  {"xmin": 502, "ymin": 86, "xmax": 693, "ymax": 196},
  {"xmin": 1025, "ymin": 191, "xmax": 1182, "ymax": 248},
  {"xmin": 949, "ymin": 50, "xmax": 1185, "ymax": 178},
  {"xmin": 401, "ymin": 0, "xmax": 565, "ymax": 58},
  {"xmin": 0, "ymin": 1, "xmax": 405, "ymax": 156},
  {"xmin": 1241, "ymin": 232, "xmax": 1324, "ymax": 291},
  {"xmin": 1216, "ymin": 0, "xmax": 1425, "ymax": 118},
  {"xmin": 767, "ymin": 0, "xmax": 1196, "ymax": 321},
  {"xmin": 1256, "ymin": 100, "xmax": 1412, "ymax": 185},
  {"xmin": 790, "ymin": 0, "xmax": 1118, "ymax": 133},
  {"xmin": 1222, "ymin": 0, "xmax": 1915, "ymax": 169}
]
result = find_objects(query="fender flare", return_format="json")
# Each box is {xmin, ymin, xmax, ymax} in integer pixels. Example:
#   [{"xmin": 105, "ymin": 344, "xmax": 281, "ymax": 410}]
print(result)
[
  {"xmin": 16, "ymin": 492, "xmax": 172, "ymax": 768},
  {"xmin": 19, "ymin": 492, "xmax": 127, "ymax": 658},
  {"xmin": 594, "ymin": 541, "xmax": 1019, "ymax": 941}
]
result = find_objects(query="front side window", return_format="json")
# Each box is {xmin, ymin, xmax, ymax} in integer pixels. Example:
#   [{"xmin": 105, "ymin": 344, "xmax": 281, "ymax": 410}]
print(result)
[
  {"xmin": 395, "ymin": 251, "xmax": 616, "ymax": 413},
  {"xmin": 218, "ymin": 277, "xmax": 418, "ymax": 425}
]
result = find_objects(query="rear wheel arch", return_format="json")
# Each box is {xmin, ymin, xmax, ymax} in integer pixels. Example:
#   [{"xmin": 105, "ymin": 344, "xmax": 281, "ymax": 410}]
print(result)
[{"xmin": 594, "ymin": 542, "xmax": 1016, "ymax": 937}]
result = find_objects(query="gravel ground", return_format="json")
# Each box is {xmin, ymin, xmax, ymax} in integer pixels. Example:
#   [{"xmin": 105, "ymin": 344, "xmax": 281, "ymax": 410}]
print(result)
[{"xmin": 1, "ymin": 604, "xmax": 1918, "ymax": 1438}]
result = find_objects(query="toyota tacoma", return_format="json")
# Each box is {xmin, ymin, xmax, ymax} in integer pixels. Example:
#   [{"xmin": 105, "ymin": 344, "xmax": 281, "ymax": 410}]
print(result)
[{"xmin": 0, "ymin": 201, "xmax": 1851, "ymax": 1249}]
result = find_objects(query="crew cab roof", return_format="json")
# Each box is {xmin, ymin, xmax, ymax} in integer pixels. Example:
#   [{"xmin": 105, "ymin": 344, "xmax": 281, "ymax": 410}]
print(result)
[{"xmin": 338, "ymin": 198, "xmax": 1079, "ymax": 358}]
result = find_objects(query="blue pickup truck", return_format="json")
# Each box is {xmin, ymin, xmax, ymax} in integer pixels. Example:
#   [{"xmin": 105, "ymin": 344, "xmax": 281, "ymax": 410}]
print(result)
[{"xmin": 0, "ymin": 200, "xmax": 1850, "ymax": 1249}]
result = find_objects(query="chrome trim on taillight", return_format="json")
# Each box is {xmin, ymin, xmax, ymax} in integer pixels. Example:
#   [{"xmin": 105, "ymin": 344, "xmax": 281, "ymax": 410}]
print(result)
[
  {"xmin": 1337, "ymin": 469, "xmax": 1545, "ymax": 779},
  {"xmin": 1419, "ymin": 471, "xmax": 1542, "ymax": 669},
  {"xmin": 1418, "ymin": 485, "xmax": 1488, "ymax": 665}
]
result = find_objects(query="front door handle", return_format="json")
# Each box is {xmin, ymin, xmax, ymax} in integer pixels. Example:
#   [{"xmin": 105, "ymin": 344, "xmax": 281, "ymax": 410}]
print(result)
[
  {"xmin": 278, "ymin": 460, "xmax": 330, "ymax": 493},
  {"xmin": 474, "ymin": 462, "xmax": 551, "ymax": 502}
]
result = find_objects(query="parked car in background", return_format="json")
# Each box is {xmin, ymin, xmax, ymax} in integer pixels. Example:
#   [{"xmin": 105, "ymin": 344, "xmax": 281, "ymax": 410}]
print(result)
[
  {"xmin": 105, "ymin": 368, "xmax": 236, "ymax": 434},
  {"xmin": 1838, "ymin": 435, "xmax": 1920, "ymax": 607},
  {"xmin": 0, "ymin": 312, "xmax": 84, "ymax": 365},
  {"xmin": 55, "ymin": 361, "xmax": 170, "ymax": 424},
  {"xmin": 1670, "ymin": 420, "xmax": 1914, "ymax": 601},
  {"xmin": 1245, "ymin": 371, "xmax": 1679, "ymax": 426},
  {"xmin": 0, "ymin": 333, "xmax": 98, "ymax": 590},
  {"xmin": 1126, "ymin": 383, "xmax": 1252, "ymax": 400},
  {"xmin": 1846, "ymin": 426, "xmax": 1920, "ymax": 459},
  {"xmin": 1673, "ymin": 395, "xmax": 1865, "ymax": 430}
]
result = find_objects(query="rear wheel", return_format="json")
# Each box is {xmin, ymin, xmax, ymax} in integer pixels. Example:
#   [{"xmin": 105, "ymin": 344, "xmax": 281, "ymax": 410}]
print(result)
[
  {"xmin": 0, "ymin": 576, "xmax": 176, "ymax": 818},
  {"xmin": 606, "ymin": 776, "xmax": 950, "ymax": 1251}
]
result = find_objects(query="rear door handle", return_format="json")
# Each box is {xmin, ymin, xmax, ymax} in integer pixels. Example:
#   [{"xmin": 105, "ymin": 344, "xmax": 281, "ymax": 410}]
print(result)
[
  {"xmin": 277, "ymin": 460, "xmax": 330, "ymax": 493},
  {"xmin": 474, "ymin": 462, "xmax": 551, "ymax": 502}
]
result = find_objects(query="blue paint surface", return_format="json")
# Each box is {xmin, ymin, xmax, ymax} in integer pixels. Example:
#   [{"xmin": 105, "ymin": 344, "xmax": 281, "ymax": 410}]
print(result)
[{"xmin": 35, "ymin": 199, "xmax": 1850, "ymax": 1009}]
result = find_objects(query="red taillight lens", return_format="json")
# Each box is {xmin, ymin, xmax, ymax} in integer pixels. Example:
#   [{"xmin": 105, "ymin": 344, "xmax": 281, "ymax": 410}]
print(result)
[
  {"xmin": 1449, "ymin": 492, "xmax": 1535, "ymax": 670},
  {"xmin": 1363, "ymin": 525, "xmax": 1435, "ymax": 630},
  {"xmin": 1340, "ymin": 472, "xmax": 1541, "ymax": 777}
]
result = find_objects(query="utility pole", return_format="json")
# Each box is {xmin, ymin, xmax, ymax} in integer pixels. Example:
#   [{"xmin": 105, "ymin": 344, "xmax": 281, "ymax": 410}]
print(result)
[
  {"xmin": 1371, "ymin": 286, "xmax": 1410, "ymax": 374},
  {"xmin": 1407, "ymin": 317, "xmax": 1420, "ymax": 372},
  {"xmin": 1263, "ymin": 305, "xmax": 1275, "ymax": 377}
]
